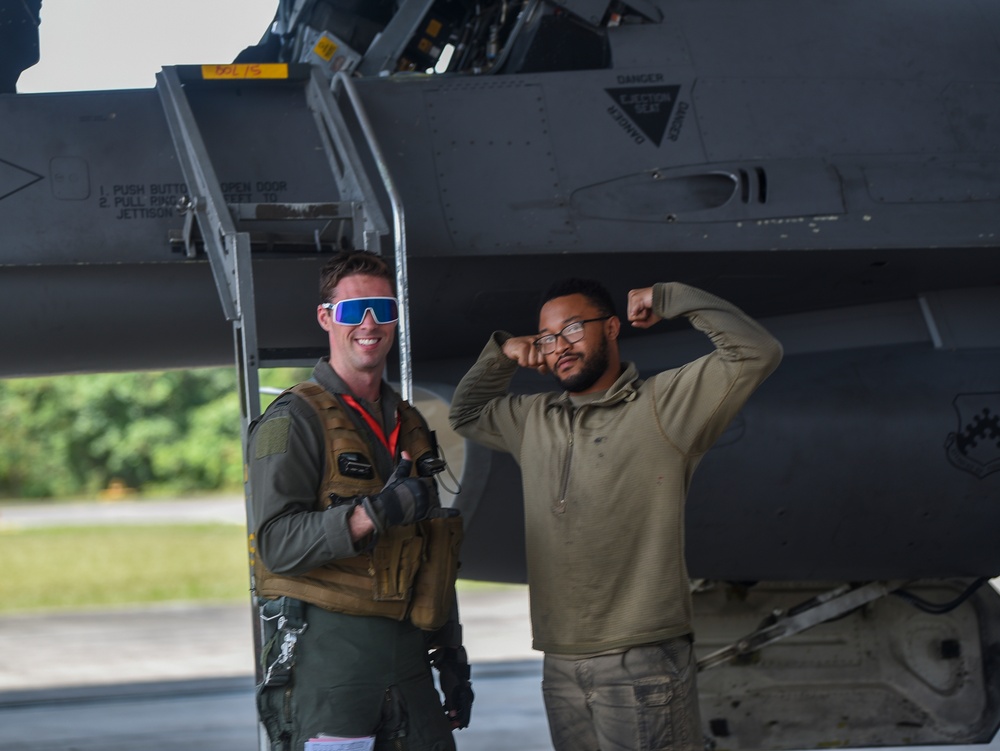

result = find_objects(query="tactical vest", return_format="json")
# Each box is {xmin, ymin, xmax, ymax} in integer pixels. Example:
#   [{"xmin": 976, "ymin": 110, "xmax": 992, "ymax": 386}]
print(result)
[{"xmin": 254, "ymin": 382, "xmax": 463, "ymax": 630}]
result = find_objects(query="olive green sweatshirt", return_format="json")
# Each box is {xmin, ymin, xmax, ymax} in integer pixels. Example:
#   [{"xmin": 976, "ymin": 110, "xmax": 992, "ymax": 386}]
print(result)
[{"xmin": 448, "ymin": 282, "xmax": 783, "ymax": 655}]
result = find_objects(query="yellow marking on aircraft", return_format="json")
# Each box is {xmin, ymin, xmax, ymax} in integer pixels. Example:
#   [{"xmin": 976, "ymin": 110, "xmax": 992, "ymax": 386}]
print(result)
[
  {"xmin": 201, "ymin": 64, "xmax": 289, "ymax": 80},
  {"xmin": 313, "ymin": 35, "xmax": 338, "ymax": 62}
]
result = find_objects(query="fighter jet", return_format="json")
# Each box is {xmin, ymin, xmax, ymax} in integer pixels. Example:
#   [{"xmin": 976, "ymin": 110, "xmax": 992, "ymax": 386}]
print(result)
[{"xmin": 1, "ymin": 0, "xmax": 999, "ymax": 747}]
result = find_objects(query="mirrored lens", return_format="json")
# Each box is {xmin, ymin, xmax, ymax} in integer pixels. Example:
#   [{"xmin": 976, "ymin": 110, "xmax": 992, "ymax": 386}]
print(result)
[{"xmin": 332, "ymin": 297, "xmax": 399, "ymax": 325}]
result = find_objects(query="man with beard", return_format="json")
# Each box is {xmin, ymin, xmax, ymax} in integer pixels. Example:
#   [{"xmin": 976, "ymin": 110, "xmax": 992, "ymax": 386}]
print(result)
[{"xmin": 448, "ymin": 278, "xmax": 782, "ymax": 751}]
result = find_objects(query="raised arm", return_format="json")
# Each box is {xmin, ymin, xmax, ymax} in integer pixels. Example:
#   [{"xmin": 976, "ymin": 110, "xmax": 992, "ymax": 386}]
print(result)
[
  {"xmin": 448, "ymin": 332, "xmax": 537, "ymax": 457},
  {"xmin": 636, "ymin": 282, "xmax": 783, "ymax": 455}
]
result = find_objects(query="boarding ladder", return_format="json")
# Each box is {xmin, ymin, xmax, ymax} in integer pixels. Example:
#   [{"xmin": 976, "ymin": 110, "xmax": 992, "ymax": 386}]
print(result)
[
  {"xmin": 154, "ymin": 66, "xmax": 412, "ymax": 730},
  {"xmin": 154, "ymin": 64, "xmax": 414, "ymax": 444}
]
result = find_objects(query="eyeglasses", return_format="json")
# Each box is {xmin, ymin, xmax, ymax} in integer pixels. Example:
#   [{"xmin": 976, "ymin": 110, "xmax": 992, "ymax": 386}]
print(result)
[
  {"xmin": 533, "ymin": 317, "xmax": 611, "ymax": 354},
  {"xmin": 321, "ymin": 297, "xmax": 399, "ymax": 325}
]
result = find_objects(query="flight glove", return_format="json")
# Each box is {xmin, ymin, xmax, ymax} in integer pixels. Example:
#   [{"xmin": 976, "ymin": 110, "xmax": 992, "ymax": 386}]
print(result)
[
  {"xmin": 361, "ymin": 457, "xmax": 430, "ymax": 535},
  {"xmin": 432, "ymin": 646, "xmax": 474, "ymax": 729}
]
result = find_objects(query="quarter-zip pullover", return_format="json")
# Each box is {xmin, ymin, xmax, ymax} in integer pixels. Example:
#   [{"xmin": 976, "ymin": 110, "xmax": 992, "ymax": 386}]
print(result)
[{"xmin": 449, "ymin": 282, "xmax": 783, "ymax": 655}]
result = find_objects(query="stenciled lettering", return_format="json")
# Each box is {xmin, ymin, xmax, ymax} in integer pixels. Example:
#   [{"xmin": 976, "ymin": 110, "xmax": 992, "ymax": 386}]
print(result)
[
  {"xmin": 607, "ymin": 105, "xmax": 645, "ymax": 145},
  {"xmin": 605, "ymin": 84, "xmax": 680, "ymax": 147},
  {"xmin": 112, "ymin": 184, "xmax": 145, "ymax": 196},
  {"xmin": 114, "ymin": 196, "xmax": 145, "ymax": 208},
  {"xmin": 149, "ymin": 183, "xmax": 187, "ymax": 195},
  {"xmin": 617, "ymin": 91, "xmax": 673, "ymax": 115},
  {"xmin": 668, "ymin": 101, "xmax": 689, "ymax": 142},
  {"xmin": 149, "ymin": 195, "xmax": 181, "ymax": 207},
  {"xmin": 115, "ymin": 207, "xmax": 175, "ymax": 220},
  {"xmin": 99, "ymin": 179, "xmax": 291, "ymax": 216},
  {"xmin": 616, "ymin": 73, "xmax": 664, "ymax": 85}
]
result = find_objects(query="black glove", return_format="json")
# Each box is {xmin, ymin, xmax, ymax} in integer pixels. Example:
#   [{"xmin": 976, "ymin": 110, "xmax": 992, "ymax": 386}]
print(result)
[
  {"xmin": 361, "ymin": 457, "xmax": 430, "ymax": 535},
  {"xmin": 432, "ymin": 646, "xmax": 474, "ymax": 729}
]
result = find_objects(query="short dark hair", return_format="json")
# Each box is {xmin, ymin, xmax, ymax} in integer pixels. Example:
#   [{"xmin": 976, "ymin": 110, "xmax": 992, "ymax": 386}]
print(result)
[
  {"xmin": 319, "ymin": 251, "xmax": 394, "ymax": 303},
  {"xmin": 539, "ymin": 278, "xmax": 618, "ymax": 318}
]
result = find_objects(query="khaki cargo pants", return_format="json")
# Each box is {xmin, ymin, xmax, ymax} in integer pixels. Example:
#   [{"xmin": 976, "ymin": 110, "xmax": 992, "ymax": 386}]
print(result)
[{"xmin": 541, "ymin": 636, "xmax": 703, "ymax": 751}]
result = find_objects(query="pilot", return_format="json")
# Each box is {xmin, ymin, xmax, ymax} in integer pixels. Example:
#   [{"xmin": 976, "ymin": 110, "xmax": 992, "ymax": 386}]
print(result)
[
  {"xmin": 249, "ymin": 250, "xmax": 473, "ymax": 751},
  {"xmin": 449, "ymin": 278, "xmax": 782, "ymax": 751}
]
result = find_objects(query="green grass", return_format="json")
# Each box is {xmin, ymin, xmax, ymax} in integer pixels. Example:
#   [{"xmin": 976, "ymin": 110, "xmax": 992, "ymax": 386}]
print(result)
[
  {"xmin": 0, "ymin": 523, "xmax": 519, "ymax": 614},
  {"xmin": 0, "ymin": 524, "xmax": 251, "ymax": 613}
]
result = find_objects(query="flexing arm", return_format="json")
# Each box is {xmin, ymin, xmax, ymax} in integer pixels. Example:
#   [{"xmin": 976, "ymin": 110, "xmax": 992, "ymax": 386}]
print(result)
[
  {"xmin": 500, "ymin": 334, "xmax": 549, "ymax": 374},
  {"xmin": 635, "ymin": 282, "xmax": 783, "ymax": 455},
  {"xmin": 447, "ymin": 332, "xmax": 536, "ymax": 456},
  {"xmin": 631, "ymin": 283, "xmax": 782, "ymax": 363}
]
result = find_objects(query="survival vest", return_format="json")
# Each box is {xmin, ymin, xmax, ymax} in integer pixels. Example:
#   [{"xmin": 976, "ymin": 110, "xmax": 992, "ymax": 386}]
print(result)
[{"xmin": 253, "ymin": 382, "xmax": 463, "ymax": 630}]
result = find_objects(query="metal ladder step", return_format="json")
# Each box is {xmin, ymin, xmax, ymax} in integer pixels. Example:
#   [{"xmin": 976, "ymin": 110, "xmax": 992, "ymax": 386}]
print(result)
[
  {"xmin": 155, "ymin": 67, "xmax": 410, "ymax": 734},
  {"xmin": 168, "ymin": 200, "xmax": 363, "ymax": 254},
  {"xmin": 153, "ymin": 63, "xmax": 408, "ymax": 440}
]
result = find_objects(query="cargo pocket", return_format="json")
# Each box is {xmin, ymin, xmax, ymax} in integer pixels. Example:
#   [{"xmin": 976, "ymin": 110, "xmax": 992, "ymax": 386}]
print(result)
[
  {"xmin": 372, "ymin": 524, "xmax": 423, "ymax": 601},
  {"xmin": 634, "ymin": 678, "xmax": 673, "ymax": 751},
  {"xmin": 255, "ymin": 599, "xmax": 299, "ymax": 750},
  {"xmin": 409, "ymin": 515, "xmax": 464, "ymax": 630},
  {"xmin": 256, "ymin": 681, "xmax": 293, "ymax": 751}
]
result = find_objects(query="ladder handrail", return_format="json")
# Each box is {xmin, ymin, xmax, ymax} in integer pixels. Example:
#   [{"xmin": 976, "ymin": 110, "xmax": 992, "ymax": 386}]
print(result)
[
  {"xmin": 154, "ymin": 68, "xmax": 404, "ymax": 749},
  {"xmin": 305, "ymin": 67, "xmax": 389, "ymax": 251},
  {"xmin": 331, "ymin": 72, "xmax": 413, "ymax": 403},
  {"xmin": 156, "ymin": 66, "xmax": 244, "ymax": 323},
  {"xmin": 154, "ymin": 67, "xmax": 262, "ymax": 432}
]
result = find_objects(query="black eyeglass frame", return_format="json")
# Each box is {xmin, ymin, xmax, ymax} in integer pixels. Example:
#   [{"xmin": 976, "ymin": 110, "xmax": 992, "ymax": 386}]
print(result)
[{"xmin": 533, "ymin": 316, "xmax": 611, "ymax": 354}]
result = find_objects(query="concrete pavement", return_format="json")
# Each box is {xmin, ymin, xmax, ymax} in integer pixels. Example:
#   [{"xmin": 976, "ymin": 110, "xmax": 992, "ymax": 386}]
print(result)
[
  {"xmin": 0, "ymin": 588, "xmax": 548, "ymax": 751},
  {"xmin": 0, "ymin": 495, "xmax": 248, "ymax": 529},
  {"xmin": 0, "ymin": 587, "xmax": 538, "ymax": 693},
  {"xmin": 0, "ymin": 496, "xmax": 548, "ymax": 750},
  {"xmin": 3, "ymin": 499, "xmax": 1000, "ymax": 751}
]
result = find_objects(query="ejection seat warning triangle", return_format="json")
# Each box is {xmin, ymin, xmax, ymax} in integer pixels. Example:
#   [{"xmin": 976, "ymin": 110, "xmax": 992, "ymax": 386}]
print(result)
[{"xmin": 605, "ymin": 85, "xmax": 681, "ymax": 147}]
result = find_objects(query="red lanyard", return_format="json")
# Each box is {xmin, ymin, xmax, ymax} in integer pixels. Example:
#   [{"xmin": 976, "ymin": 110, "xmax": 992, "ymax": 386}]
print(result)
[{"xmin": 341, "ymin": 395, "xmax": 401, "ymax": 457}]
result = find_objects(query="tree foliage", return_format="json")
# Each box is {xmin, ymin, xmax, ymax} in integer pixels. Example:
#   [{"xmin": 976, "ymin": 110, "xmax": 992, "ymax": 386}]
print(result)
[{"xmin": 0, "ymin": 367, "xmax": 308, "ymax": 499}]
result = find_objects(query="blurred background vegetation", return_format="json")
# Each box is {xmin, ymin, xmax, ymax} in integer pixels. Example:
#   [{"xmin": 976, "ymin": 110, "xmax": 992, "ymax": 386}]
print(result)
[
  {"xmin": 0, "ymin": 366, "xmax": 308, "ymax": 499},
  {"xmin": 0, "ymin": 366, "xmax": 478, "ymax": 613},
  {"xmin": 0, "ymin": 524, "xmax": 250, "ymax": 613},
  {"xmin": 0, "ymin": 366, "xmax": 284, "ymax": 612}
]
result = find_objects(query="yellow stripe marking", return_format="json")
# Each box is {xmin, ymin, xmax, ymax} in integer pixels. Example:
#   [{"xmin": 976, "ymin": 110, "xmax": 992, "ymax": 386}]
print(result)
[{"xmin": 201, "ymin": 63, "xmax": 290, "ymax": 80}]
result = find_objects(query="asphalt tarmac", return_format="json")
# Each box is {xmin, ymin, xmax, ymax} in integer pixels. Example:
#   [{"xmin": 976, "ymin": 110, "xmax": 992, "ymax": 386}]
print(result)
[
  {"xmin": 0, "ymin": 498, "xmax": 548, "ymax": 751},
  {"xmin": 4, "ymin": 500, "xmax": 999, "ymax": 751},
  {"xmin": 0, "ymin": 591, "xmax": 547, "ymax": 751}
]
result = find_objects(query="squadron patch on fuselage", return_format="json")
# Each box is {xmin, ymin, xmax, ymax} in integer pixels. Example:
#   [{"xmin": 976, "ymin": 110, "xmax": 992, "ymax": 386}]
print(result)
[
  {"xmin": 945, "ymin": 393, "xmax": 1000, "ymax": 479},
  {"xmin": 604, "ymin": 85, "xmax": 681, "ymax": 147}
]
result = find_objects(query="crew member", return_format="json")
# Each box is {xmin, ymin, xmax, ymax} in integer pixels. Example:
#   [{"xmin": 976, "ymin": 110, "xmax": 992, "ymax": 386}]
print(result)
[
  {"xmin": 250, "ymin": 250, "xmax": 473, "ymax": 751},
  {"xmin": 449, "ymin": 278, "xmax": 782, "ymax": 751}
]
